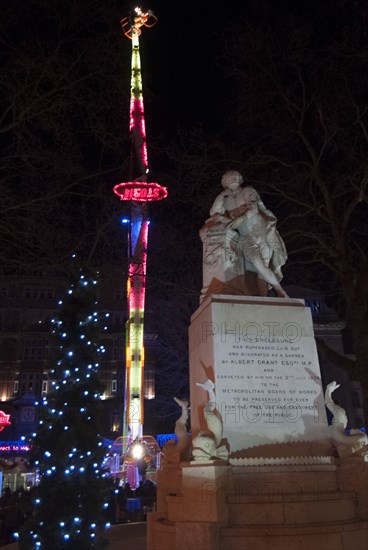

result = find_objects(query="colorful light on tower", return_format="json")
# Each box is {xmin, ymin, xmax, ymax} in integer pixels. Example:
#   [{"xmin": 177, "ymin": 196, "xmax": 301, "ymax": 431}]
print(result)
[{"xmin": 113, "ymin": 7, "xmax": 167, "ymax": 443}]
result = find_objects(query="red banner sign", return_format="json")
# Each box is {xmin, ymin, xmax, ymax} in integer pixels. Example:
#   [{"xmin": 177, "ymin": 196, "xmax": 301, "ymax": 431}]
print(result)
[
  {"xmin": 0, "ymin": 411, "xmax": 11, "ymax": 432},
  {"xmin": 113, "ymin": 182, "xmax": 168, "ymax": 202}
]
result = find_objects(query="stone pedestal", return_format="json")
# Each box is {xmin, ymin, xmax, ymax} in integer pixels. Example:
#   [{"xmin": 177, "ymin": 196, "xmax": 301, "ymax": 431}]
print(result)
[
  {"xmin": 181, "ymin": 463, "xmax": 230, "ymax": 523},
  {"xmin": 149, "ymin": 459, "xmax": 368, "ymax": 550},
  {"xmin": 189, "ymin": 294, "xmax": 329, "ymax": 456},
  {"xmin": 156, "ymin": 464, "xmax": 182, "ymax": 516},
  {"xmin": 148, "ymin": 294, "xmax": 368, "ymax": 550}
]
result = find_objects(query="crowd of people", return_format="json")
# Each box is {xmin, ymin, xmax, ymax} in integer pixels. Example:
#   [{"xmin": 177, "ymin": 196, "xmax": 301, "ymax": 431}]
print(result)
[
  {"xmin": 0, "ymin": 478, "xmax": 157, "ymax": 543},
  {"xmin": 0, "ymin": 487, "xmax": 31, "ymax": 546},
  {"xmin": 113, "ymin": 479, "xmax": 157, "ymax": 523}
]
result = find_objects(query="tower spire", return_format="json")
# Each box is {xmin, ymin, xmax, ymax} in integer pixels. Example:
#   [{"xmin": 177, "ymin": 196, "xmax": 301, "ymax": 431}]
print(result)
[
  {"xmin": 121, "ymin": 8, "xmax": 157, "ymax": 179},
  {"xmin": 113, "ymin": 7, "xmax": 167, "ymax": 444}
]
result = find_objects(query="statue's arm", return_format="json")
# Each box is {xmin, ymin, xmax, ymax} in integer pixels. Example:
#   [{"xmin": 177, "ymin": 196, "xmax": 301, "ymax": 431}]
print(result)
[
  {"xmin": 206, "ymin": 193, "xmax": 231, "ymax": 226},
  {"xmin": 209, "ymin": 192, "xmax": 227, "ymax": 217},
  {"xmin": 227, "ymin": 186, "xmax": 255, "ymax": 219}
]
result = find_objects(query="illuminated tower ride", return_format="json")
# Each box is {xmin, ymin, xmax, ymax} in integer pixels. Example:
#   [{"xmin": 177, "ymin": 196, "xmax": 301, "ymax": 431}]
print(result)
[{"xmin": 113, "ymin": 8, "xmax": 167, "ymax": 443}]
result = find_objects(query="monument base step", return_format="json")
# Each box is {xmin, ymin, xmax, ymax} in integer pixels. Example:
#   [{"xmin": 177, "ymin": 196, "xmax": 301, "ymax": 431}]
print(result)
[
  {"xmin": 149, "ymin": 518, "xmax": 176, "ymax": 550},
  {"xmin": 228, "ymin": 490, "xmax": 357, "ymax": 525},
  {"xmin": 221, "ymin": 520, "xmax": 368, "ymax": 550}
]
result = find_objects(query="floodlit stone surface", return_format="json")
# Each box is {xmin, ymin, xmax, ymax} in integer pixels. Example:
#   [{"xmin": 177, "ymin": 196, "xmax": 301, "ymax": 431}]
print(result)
[{"xmin": 189, "ymin": 295, "xmax": 328, "ymax": 454}]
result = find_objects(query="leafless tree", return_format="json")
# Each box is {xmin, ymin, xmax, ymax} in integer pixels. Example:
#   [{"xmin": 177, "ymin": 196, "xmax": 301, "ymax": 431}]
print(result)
[
  {"xmin": 160, "ymin": 1, "xmax": 368, "ymax": 396},
  {"xmin": 0, "ymin": 0, "xmax": 131, "ymax": 271}
]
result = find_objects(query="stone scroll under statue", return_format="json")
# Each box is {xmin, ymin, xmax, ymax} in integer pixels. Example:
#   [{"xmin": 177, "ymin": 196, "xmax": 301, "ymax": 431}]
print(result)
[{"xmin": 200, "ymin": 170, "xmax": 288, "ymax": 301}]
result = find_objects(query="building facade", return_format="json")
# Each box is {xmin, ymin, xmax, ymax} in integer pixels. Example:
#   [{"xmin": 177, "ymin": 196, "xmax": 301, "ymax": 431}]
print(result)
[{"xmin": 0, "ymin": 266, "xmax": 157, "ymax": 447}]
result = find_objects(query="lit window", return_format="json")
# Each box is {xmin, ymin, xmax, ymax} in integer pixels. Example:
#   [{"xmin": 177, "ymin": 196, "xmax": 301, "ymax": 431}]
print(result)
[
  {"xmin": 144, "ymin": 363, "xmax": 155, "ymax": 400},
  {"xmin": 111, "ymin": 410, "xmax": 120, "ymax": 432}
]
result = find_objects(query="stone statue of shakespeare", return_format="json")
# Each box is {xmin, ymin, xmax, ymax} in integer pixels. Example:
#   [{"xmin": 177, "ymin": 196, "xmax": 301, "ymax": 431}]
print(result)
[{"xmin": 200, "ymin": 170, "xmax": 288, "ymax": 300}]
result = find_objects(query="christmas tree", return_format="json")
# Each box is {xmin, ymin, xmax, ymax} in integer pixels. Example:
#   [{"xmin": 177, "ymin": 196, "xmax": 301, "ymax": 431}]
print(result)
[{"xmin": 18, "ymin": 266, "xmax": 113, "ymax": 549}]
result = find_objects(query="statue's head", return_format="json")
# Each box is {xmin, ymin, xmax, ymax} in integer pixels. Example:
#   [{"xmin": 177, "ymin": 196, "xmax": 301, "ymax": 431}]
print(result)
[{"xmin": 221, "ymin": 170, "xmax": 243, "ymax": 190}]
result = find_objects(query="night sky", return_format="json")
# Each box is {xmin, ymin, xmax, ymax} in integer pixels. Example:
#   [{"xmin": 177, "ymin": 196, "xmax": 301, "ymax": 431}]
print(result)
[
  {"xmin": 2, "ymin": 0, "xmax": 364, "ymax": 276},
  {"xmin": 2, "ymin": 0, "xmax": 344, "ymax": 179},
  {"xmin": 137, "ymin": 0, "xmax": 338, "ymax": 137}
]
